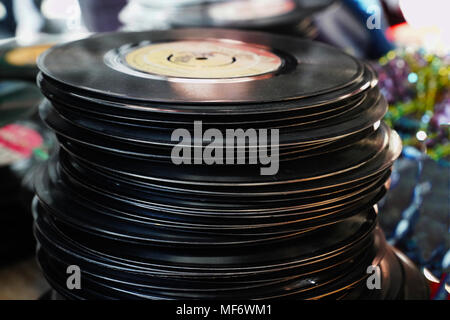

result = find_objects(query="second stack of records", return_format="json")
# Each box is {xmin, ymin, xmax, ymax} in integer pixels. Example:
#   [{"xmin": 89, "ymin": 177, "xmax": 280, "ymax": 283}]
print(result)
[
  {"xmin": 119, "ymin": 0, "xmax": 335, "ymax": 38},
  {"xmin": 34, "ymin": 29, "xmax": 429, "ymax": 299}
]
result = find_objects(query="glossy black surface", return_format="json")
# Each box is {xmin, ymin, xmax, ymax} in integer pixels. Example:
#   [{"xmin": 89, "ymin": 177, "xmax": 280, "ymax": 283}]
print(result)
[{"xmin": 38, "ymin": 29, "xmax": 366, "ymax": 104}]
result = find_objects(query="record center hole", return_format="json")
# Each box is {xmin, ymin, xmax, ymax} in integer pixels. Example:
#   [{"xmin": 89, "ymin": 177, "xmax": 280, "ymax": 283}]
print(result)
[{"xmin": 167, "ymin": 54, "xmax": 237, "ymax": 65}]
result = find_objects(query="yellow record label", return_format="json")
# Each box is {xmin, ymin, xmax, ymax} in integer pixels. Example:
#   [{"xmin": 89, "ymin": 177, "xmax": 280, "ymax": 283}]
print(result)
[
  {"xmin": 125, "ymin": 40, "xmax": 282, "ymax": 79},
  {"xmin": 5, "ymin": 44, "xmax": 52, "ymax": 67}
]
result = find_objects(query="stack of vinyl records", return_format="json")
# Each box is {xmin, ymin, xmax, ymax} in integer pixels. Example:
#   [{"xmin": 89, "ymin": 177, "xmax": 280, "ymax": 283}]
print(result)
[
  {"xmin": 34, "ymin": 29, "xmax": 429, "ymax": 299},
  {"xmin": 0, "ymin": 81, "xmax": 51, "ymax": 262},
  {"xmin": 119, "ymin": 0, "xmax": 333, "ymax": 38}
]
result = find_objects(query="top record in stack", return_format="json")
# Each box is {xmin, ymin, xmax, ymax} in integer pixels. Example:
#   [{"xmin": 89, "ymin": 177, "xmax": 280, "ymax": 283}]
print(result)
[{"xmin": 35, "ymin": 29, "xmax": 429, "ymax": 299}]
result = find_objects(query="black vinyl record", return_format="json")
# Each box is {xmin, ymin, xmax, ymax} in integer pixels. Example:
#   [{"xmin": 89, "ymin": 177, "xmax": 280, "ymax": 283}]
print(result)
[
  {"xmin": 0, "ymin": 34, "xmax": 83, "ymax": 82},
  {"xmin": 0, "ymin": 39, "xmax": 52, "ymax": 82},
  {"xmin": 51, "ymin": 124, "xmax": 400, "ymax": 186},
  {"xmin": 38, "ymin": 29, "xmax": 368, "ymax": 105},
  {"xmin": 38, "ymin": 64, "xmax": 376, "ymax": 116}
]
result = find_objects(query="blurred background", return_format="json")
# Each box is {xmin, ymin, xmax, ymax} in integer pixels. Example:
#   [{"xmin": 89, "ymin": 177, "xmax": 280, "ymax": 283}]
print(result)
[{"xmin": 0, "ymin": 0, "xmax": 448, "ymax": 300}]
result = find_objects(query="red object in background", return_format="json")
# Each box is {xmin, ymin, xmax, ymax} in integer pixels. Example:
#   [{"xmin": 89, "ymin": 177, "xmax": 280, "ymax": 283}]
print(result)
[
  {"xmin": 385, "ymin": 22, "xmax": 408, "ymax": 42},
  {"xmin": 428, "ymin": 275, "xmax": 450, "ymax": 300},
  {"xmin": 0, "ymin": 124, "xmax": 43, "ymax": 158}
]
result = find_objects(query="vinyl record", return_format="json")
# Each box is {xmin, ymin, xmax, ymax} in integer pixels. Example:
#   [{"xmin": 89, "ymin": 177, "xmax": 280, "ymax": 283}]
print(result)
[
  {"xmin": 38, "ymin": 64, "xmax": 376, "ymax": 115},
  {"xmin": 34, "ymin": 197, "xmax": 376, "ymax": 273},
  {"xmin": 0, "ymin": 39, "xmax": 52, "ymax": 82},
  {"xmin": 35, "ymin": 158, "xmax": 390, "ymax": 245},
  {"xmin": 168, "ymin": 0, "xmax": 335, "ymax": 29},
  {"xmin": 33, "ymin": 199, "xmax": 378, "ymax": 299},
  {"xmin": 120, "ymin": 0, "xmax": 331, "ymax": 40},
  {"xmin": 58, "ymin": 148, "xmax": 392, "ymax": 198},
  {"xmin": 0, "ymin": 34, "xmax": 87, "ymax": 82},
  {"xmin": 39, "ymin": 86, "xmax": 387, "ymax": 149},
  {"xmin": 38, "ymin": 29, "xmax": 369, "ymax": 105},
  {"xmin": 52, "ymin": 124, "xmax": 400, "ymax": 186},
  {"xmin": 38, "ymin": 76, "xmax": 372, "ymax": 126}
]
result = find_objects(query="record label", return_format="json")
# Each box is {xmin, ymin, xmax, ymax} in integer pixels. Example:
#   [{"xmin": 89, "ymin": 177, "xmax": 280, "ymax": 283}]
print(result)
[
  {"xmin": 0, "ymin": 124, "xmax": 43, "ymax": 166},
  {"xmin": 124, "ymin": 40, "xmax": 283, "ymax": 79},
  {"xmin": 5, "ymin": 44, "xmax": 52, "ymax": 67}
]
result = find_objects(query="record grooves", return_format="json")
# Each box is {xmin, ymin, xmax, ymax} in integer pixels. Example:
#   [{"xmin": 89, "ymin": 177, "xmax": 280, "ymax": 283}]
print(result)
[{"xmin": 34, "ymin": 29, "xmax": 428, "ymax": 299}]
